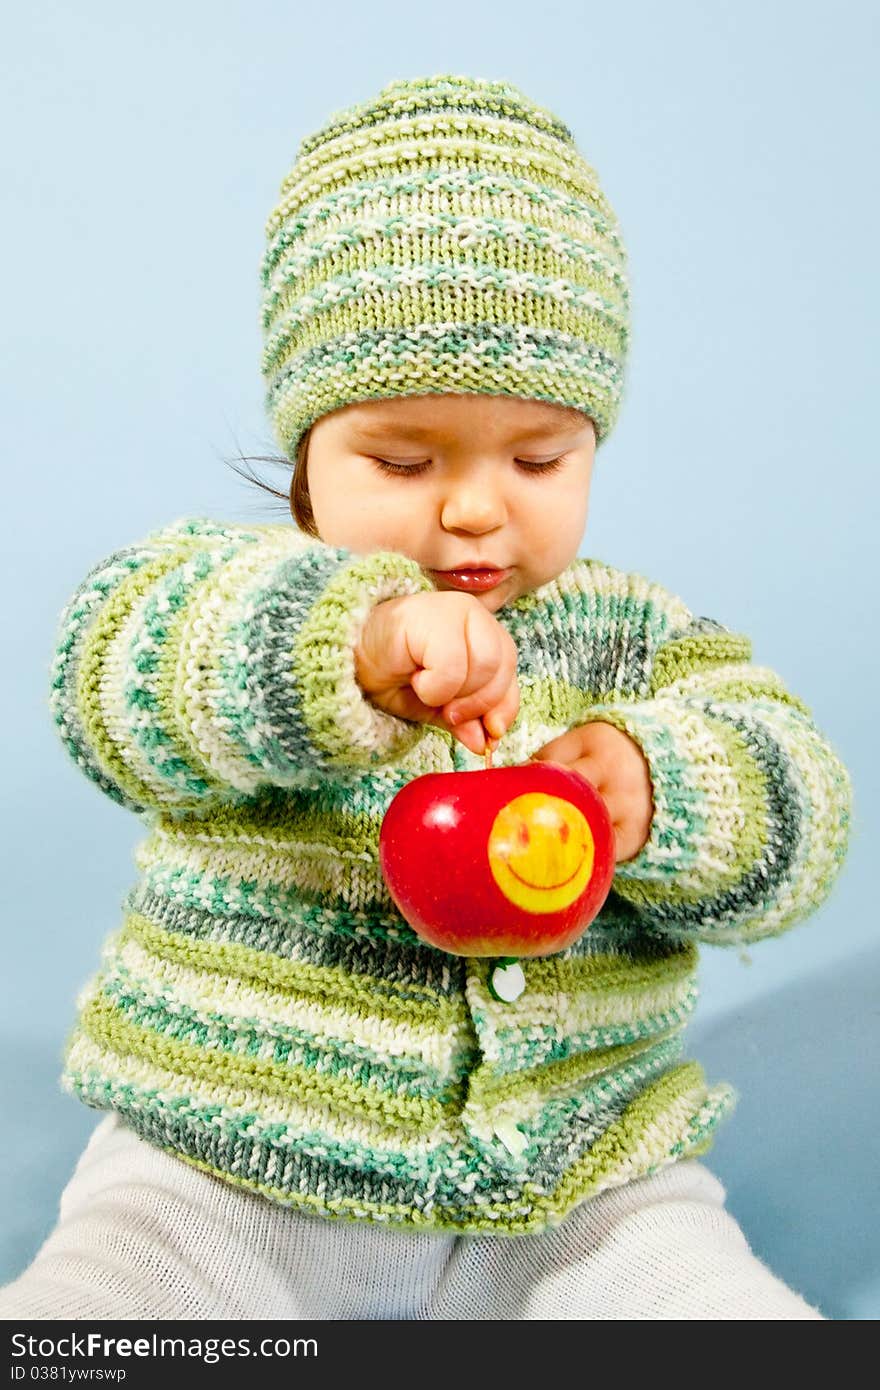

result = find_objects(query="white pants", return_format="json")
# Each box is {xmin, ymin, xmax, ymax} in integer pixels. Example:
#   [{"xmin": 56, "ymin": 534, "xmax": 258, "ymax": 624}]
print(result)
[{"xmin": 0, "ymin": 1113, "xmax": 823, "ymax": 1320}]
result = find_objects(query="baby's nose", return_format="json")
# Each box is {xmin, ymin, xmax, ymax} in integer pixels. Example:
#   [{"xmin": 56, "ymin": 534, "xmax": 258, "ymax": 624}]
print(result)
[{"xmin": 440, "ymin": 485, "xmax": 507, "ymax": 531}]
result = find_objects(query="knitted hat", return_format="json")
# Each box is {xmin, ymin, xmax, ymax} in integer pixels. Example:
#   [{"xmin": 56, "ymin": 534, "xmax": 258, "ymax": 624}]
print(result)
[{"xmin": 259, "ymin": 74, "xmax": 630, "ymax": 464}]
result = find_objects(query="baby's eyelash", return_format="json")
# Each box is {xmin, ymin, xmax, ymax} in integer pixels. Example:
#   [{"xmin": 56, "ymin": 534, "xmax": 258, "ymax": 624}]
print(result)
[
  {"xmin": 371, "ymin": 458, "xmax": 432, "ymax": 475},
  {"xmin": 371, "ymin": 457, "xmax": 566, "ymax": 477},
  {"xmin": 516, "ymin": 456, "xmax": 566, "ymax": 474}
]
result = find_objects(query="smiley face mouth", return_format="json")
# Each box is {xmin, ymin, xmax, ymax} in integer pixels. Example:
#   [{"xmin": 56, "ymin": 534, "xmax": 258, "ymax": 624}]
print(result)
[{"xmin": 500, "ymin": 855, "xmax": 586, "ymax": 893}]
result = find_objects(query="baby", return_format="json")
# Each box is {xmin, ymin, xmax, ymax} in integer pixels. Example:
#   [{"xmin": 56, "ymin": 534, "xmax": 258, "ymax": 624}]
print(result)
[{"xmin": 0, "ymin": 74, "xmax": 852, "ymax": 1321}]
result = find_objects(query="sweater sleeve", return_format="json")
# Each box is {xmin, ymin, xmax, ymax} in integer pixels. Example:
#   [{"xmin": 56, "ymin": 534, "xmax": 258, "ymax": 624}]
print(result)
[
  {"xmin": 571, "ymin": 580, "xmax": 854, "ymax": 948},
  {"xmin": 49, "ymin": 516, "xmax": 436, "ymax": 817}
]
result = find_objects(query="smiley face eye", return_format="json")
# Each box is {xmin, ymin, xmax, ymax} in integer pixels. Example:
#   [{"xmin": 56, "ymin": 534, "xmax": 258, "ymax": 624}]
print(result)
[
  {"xmin": 518, "ymin": 824, "xmax": 530, "ymax": 847},
  {"xmin": 560, "ymin": 822, "xmax": 570, "ymax": 843}
]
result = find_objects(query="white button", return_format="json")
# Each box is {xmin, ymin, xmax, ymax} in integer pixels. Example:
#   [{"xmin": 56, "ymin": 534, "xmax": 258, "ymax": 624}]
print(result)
[{"xmin": 489, "ymin": 960, "xmax": 526, "ymax": 1003}]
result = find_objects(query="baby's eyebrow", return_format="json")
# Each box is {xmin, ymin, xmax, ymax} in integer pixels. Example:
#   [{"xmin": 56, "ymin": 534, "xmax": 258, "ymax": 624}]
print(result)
[
  {"xmin": 349, "ymin": 410, "xmax": 586, "ymax": 442},
  {"xmin": 350, "ymin": 421, "xmax": 442, "ymax": 441}
]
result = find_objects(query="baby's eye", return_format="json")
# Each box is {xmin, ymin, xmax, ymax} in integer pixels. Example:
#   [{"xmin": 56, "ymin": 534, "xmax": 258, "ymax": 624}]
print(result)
[
  {"xmin": 371, "ymin": 458, "xmax": 432, "ymax": 476},
  {"xmin": 515, "ymin": 456, "xmax": 566, "ymax": 474},
  {"xmin": 371, "ymin": 456, "xmax": 567, "ymax": 477}
]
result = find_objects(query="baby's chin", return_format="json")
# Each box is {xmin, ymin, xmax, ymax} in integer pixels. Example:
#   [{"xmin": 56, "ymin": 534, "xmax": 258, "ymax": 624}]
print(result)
[
  {"xmin": 478, "ymin": 567, "xmax": 565, "ymax": 609},
  {"xmin": 472, "ymin": 588, "xmax": 510, "ymax": 613}
]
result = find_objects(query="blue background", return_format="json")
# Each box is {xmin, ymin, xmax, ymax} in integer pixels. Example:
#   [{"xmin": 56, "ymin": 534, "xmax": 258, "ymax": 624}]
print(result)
[{"xmin": 1, "ymin": 0, "xmax": 876, "ymax": 1319}]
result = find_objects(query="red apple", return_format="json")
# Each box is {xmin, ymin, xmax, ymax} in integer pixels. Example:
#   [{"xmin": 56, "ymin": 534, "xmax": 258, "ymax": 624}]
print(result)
[{"xmin": 378, "ymin": 761, "xmax": 616, "ymax": 958}]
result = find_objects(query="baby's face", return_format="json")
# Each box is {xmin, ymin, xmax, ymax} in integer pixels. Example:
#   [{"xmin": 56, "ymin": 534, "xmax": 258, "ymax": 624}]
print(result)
[{"xmin": 302, "ymin": 394, "xmax": 596, "ymax": 611}]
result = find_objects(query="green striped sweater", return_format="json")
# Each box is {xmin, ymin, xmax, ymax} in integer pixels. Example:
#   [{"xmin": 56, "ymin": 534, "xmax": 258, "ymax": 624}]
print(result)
[{"xmin": 51, "ymin": 516, "xmax": 853, "ymax": 1234}]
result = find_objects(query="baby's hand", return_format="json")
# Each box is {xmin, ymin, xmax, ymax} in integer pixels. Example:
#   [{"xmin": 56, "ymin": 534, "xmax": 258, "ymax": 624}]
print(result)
[
  {"xmin": 530, "ymin": 722, "xmax": 655, "ymax": 863},
  {"xmin": 354, "ymin": 592, "xmax": 521, "ymax": 755}
]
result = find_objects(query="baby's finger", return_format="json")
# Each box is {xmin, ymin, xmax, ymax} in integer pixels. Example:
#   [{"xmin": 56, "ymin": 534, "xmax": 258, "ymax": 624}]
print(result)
[
  {"xmin": 451, "ymin": 717, "xmax": 488, "ymax": 756},
  {"xmin": 481, "ymin": 677, "xmax": 521, "ymax": 740},
  {"xmin": 445, "ymin": 683, "xmax": 506, "ymax": 729},
  {"xmin": 444, "ymin": 634, "xmax": 517, "ymax": 726},
  {"xmin": 530, "ymin": 725, "xmax": 594, "ymax": 768},
  {"xmin": 410, "ymin": 651, "xmax": 468, "ymax": 709}
]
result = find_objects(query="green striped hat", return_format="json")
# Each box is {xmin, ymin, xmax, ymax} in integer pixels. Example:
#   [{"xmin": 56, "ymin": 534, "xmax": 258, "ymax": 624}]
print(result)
[{"xmin": 259, "ymin": 73, "xmax": 631, "ymax": 464}]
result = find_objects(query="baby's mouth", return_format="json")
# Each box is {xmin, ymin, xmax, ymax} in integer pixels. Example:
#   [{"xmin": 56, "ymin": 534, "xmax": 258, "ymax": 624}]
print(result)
[{"xmin": 428, "ymin": 567, "xmax": 513, "ymax": 593}]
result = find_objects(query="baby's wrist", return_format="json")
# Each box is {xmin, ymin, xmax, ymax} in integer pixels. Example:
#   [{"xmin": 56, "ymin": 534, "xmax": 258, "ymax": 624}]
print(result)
[{"xmin": 354, "ymin": 597, "xmax": 406, "ymax": 697}]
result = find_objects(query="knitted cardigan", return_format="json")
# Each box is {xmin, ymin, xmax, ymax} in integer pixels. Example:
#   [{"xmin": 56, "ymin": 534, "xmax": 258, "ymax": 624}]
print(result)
[{"xmin": 51, "ymin": 516, "xmax": 853, "ymax": 1234}]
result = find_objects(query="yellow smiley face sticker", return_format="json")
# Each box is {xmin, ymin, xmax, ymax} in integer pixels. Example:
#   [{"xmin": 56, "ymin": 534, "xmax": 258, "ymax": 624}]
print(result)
[{"xmin": 487, "ymin": 793, "xmax": 596, "ymax": 914}]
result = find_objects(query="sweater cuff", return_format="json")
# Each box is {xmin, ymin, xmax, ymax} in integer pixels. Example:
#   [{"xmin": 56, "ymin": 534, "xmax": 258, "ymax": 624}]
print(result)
[
  {"xmin": 580, "ymin": 699, "xmax": 729, "ymax": 892},
  {"xmin": 293, "ymin": 550, "xmax": 436, "ymax": 772}
]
